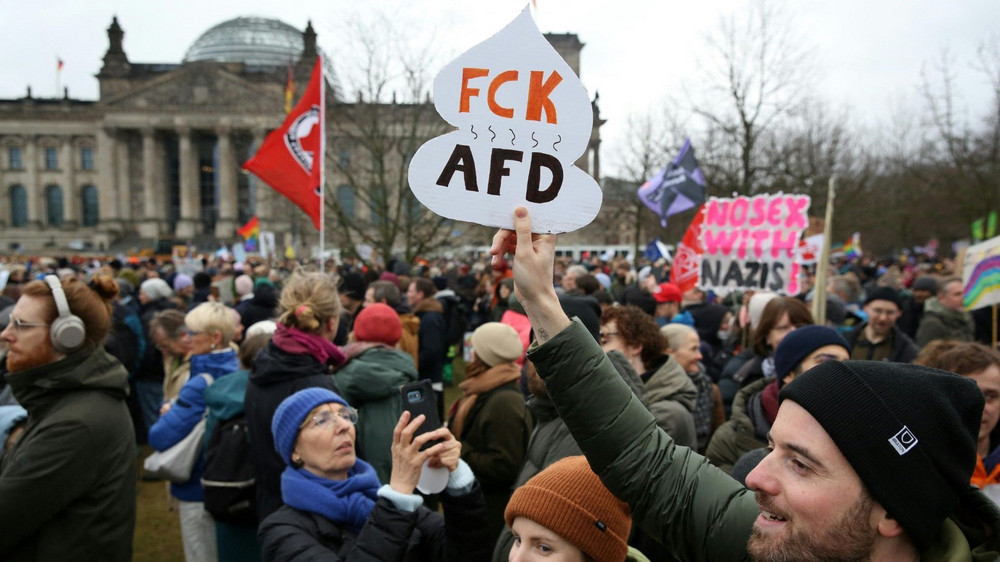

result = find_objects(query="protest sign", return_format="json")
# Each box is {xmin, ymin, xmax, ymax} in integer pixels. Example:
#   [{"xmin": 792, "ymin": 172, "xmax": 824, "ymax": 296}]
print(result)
[
  {"xmin": 962, "ymin": 236, "xmax": 1000, "ymax": 310},
  {"xmin": 698, "ymin": 194, "xmax": 810, "ymax": 295},
  {"xmin": 407, "ymin": 6, "xmax": 602, "ymax": 233}
]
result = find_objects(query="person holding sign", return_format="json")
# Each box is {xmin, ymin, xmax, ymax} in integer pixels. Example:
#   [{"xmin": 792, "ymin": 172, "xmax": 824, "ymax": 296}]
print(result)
[{"xmin": 490, "ymin": 207, "xmax": 1000, "ymax": 561}]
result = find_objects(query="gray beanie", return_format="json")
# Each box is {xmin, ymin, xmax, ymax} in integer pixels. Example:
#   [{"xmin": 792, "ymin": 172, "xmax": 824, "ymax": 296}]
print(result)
[{"xmin": 140, "ymin": 278, "xmax": 173, "ymax": 301}]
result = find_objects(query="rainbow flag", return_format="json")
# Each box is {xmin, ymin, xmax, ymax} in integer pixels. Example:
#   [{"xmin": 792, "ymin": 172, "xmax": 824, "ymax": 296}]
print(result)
[
  {"xmin": 238, "ymin": 216, "xmax": 260, "ymax": 252},
  {"xmin": 844, "ymin": 232, "xmax": 862, "ymax": 260}
]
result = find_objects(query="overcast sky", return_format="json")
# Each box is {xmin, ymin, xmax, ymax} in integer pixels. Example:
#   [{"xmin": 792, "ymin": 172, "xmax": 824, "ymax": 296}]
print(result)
[{"xmin": 3, "ymin": 0, "xmax": 998, "ymax": 177}]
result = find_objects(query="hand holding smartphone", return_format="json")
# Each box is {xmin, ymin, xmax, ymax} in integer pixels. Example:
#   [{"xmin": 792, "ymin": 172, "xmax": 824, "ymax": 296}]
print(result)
[{"xmin": 398, "ymin": 379, "xmax": 444, "ymax": 451}]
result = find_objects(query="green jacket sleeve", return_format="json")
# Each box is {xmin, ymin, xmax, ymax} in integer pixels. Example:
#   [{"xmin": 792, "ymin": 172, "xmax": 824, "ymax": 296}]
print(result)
[{"xmin": 528, "ymin": 320, "xmax": 759, "ymax": 562}]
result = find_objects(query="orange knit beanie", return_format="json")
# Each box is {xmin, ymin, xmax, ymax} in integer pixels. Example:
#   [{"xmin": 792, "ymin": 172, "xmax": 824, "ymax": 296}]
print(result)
[{"xmin": 504, "ymin": 456, "xmax": 631, "ymax": 562}]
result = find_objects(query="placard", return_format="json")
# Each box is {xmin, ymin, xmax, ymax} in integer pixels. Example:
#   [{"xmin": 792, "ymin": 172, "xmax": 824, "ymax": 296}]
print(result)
[
  {"xmin": 962, "ymin": 236, "xmax": 1000, "ymax": 310},
  {"xmin": 407, "ymin": 6, "xmax": 602, "ymax": 233},
  {"xmin": 698, "ymin": 194, "xmax": 810, "ymax": 294}
]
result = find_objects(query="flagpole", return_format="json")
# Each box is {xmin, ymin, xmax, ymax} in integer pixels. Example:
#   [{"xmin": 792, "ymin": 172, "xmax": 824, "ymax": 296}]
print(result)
[
  {"xmin": 812, "ymin": 176, "xmax": 836, "ymax": 325},
  {"xmin": 319, "ymin": 54, "xmax": 326, "ymax": 273}
]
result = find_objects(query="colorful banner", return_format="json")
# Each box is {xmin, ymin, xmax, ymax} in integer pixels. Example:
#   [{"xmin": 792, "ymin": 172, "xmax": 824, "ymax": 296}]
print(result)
[
  {"xmin": 237, "ymin": 215, "xmax": 259, "ymax": 252},
  {"xmin": 244, "ymin": 56, "xmax": 324, "ymax": 230},
  {"xmin": 962, "ymin": 236, "xmax": 1000, "ymax": 310},
  {"xmin": 637, "ymin": 139, "xmax": 707, "ymax": 227},
  {"xmin": 798, "ymin": 233, "xmax": 825, "ymax": 265},
  {"xmin": 698, "ymin": 194, "xmax": 810, "ymax": 295}
]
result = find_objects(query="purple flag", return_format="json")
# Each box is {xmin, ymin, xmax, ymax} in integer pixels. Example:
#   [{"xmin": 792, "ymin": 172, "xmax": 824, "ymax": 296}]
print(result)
[{"xmin": 637, "ymin": 139, "xmax": 707, "ymax": 227}]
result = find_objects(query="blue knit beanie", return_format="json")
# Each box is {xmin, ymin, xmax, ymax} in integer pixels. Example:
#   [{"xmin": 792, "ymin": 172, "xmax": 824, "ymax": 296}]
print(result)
[
  {"xmin": 773, "ymin": 325, "xmax": 850, "ymax": 385},
  {"xmin": 272, "ymin": 387, "xmax": 350, "ymax": 465}
]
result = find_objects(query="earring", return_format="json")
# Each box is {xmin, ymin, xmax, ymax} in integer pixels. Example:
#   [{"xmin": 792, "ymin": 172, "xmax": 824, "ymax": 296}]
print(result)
[{"xmin": 210, "ymin": 343, "xmax": 216, "ymax": 350}]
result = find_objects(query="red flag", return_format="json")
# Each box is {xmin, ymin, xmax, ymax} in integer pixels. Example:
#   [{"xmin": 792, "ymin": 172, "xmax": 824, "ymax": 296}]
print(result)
[
  {"xmin": 244, "ymin": 56, "xmax": 324, "ymax": 230},
  {"xmin": 670, "ymin": 204, "xmax": 705, "ymax": 293}
]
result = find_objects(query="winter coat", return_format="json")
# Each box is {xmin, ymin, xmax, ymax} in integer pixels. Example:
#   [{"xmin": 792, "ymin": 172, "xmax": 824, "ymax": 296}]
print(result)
[
  {"xmin": 0, "ymin": 347, "xmax": 136, "ymax": 561},
  {"xmin": 137, "ymin": 297, "xmax": 180, "ymax": 382},
  {"xmin": 642, "ymin": 355, "xmax": 698, "ymax": 449},
  {"xmin": 240, "ymin": 283, "xmax": 279, "ymax": 332},
  {"xmin": 162, "ymin": 353, "xmax": 191, "ymax": 404},
  {"xmin": 705, "ymin": 378, "xmax": 771, "ymax": 474},
  {"xmin": 916, "ymin": 297, "xmax": 976, "ymax": 347},
  {"xmin": 148, "ymin": 349, "xmax": 240, "ymax": 501},
  {"xmin": 259, "ymin": 485, "xmax": 493, "ymax": 562},
  {"xmin": 413, "ymin": 298, "xmax": 447, "ymax": 384},
  {"xmin": 335, "ymin": 346, "xmax": 418, "ymax": 484},
  {"xmin": 452, "ymin": 380, "xmax": 532, "ymax": 542},
  {"xmin": 844, "ymin": 323, "xmax": 920, "ymax": 364},
  {"xmin": 528, "ymin": 320, "xmax": 1000, "ymax": 561},
  {"xmin": 398, "ymin": 313, "xmax": 420, "ymax": 370},
  {"xmin": 246, "ymin": 341, "xmax": 342, "ymax": 522}
]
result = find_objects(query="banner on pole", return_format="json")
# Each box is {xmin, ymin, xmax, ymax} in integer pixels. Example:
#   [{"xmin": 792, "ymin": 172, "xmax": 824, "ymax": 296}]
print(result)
[
  {"xmin": 962, "ymin": 236, "xmax": 1000, "ymax": 310},
  {"xmin": 698, "ymin": 194, "xmax": 810, "ymax": 295}
]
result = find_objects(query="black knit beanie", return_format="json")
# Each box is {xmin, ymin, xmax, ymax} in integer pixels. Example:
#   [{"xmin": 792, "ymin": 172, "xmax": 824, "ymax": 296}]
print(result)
[
  {"xmin": 864, "ymin": 287, "xmax": 902, "ymax": 309},
  {"xmin": 772, "ymin": 325, "xmax": 850, "ymax": 387},
  {"xmin": 779, "ymin": 360, "xmax": 982, "ymax": 551}
]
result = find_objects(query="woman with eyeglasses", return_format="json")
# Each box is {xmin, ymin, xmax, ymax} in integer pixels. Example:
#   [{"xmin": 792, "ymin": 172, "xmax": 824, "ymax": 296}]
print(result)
[
  {"xmin": 148, "ymin": 301, "xmax": 240, "ymax": 562},
  {"xmin": 259, "ymin": 387, "xmax": 492, "ymax": 562}
]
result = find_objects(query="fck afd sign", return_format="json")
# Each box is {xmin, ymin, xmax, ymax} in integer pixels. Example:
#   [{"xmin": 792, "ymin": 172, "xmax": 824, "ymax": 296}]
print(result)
[{"xmin": 407, "ymin": 6, "xmax": 602, "ymax": 233}]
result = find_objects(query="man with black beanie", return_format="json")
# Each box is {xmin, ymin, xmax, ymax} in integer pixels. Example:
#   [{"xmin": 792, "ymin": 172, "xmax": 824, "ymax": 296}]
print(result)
[
  {"xmin": 490, "ymin": 207, "xmax": 1000, "ymax": 561},
  {"xmin": 845, "ymin": 286, "xmax": 920, "ymax": 363}
]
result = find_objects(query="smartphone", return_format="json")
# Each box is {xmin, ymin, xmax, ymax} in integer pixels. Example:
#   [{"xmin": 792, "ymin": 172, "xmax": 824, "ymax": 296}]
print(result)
[{"xmin": 398, "ymin": 379, "xmax": 443, "ymax": 451}]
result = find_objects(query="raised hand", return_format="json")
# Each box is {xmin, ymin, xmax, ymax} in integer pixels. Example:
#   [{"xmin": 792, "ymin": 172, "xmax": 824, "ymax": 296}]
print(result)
[
  {"xmin": 389, "ymin": 411, "xmax": 451, "ymax": 494},
  {"xmin": 426, "ymin": 427, "xmax": 462, "ymax": 473}
]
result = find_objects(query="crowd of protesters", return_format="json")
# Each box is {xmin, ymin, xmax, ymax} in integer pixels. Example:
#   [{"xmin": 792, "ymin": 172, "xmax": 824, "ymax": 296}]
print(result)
[{"xmin": 0, "ymin": 237, "xmax": 998, "ymax": 561}]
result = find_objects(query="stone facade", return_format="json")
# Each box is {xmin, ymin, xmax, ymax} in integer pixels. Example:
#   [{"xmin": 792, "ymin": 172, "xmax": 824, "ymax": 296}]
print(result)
[{"xmin": 0, "ymin": 16, "xmax": 604, "ymax": 255}]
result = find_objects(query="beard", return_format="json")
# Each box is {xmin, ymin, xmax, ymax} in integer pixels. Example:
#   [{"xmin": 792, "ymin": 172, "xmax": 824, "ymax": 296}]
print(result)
[
  {"xmin": 7, "ymin": 343, "xmax": 61, "ymax": 373},
  {"xmin": 748, "ymin": 490, "xmax": 878, "ymax": 562}
]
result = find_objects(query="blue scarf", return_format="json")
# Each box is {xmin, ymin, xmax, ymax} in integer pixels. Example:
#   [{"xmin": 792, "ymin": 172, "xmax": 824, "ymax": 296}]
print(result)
[{"xmin": 280, "ymin": 459, "xmax": 381, "ymax": 532}]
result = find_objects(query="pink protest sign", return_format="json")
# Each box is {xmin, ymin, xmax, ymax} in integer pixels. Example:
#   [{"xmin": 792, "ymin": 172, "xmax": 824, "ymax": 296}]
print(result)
[{"xmin": 698, "ymin": 194, "xmax": 811, "ymax": 295}]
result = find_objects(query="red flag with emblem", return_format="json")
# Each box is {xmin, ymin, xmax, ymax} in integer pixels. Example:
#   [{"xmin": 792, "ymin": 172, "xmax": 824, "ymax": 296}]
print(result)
[
  {"xmin": 244, "ymin": 56, "xmax": 324, "ymax": 230},
  {"xmin": 670, "ymin": 205, "xmax": 704, "ymax": 293}
]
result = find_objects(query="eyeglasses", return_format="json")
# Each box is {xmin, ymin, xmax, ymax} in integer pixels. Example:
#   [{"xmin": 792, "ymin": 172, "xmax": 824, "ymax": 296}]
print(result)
[
  {"xmin": 300, "ymin": 407, "xmax": 359, "ymax": 431},
  {"xmin": 599, "ymin": 331, "xmax": 620, "ymax": 343},
  {"xmin": 184, "ymin": 329, "xmax": 203, "ymax": 337},
  {"xmin": 8, "ymin": 316, "xmax": 48, "ymax": 332}
]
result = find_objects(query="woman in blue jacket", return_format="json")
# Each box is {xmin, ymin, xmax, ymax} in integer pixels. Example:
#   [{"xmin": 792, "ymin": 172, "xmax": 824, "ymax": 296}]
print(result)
[{"xmin": 149, "ymin": 301, "xmax": 239, "ymax": 562}]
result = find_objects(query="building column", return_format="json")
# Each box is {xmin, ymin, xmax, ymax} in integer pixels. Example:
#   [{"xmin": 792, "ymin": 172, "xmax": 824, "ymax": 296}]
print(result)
[
  {"xmin": 251, "ymin": 128, "xmax": 269, "ymax": 224},
  {"xmin": 139, "ymin": 127, "xmax": 161, "ymax": 238},
  {"xmin": 61, "ymin": 138, "xmax": 78, "ymax": 228},
  {"xmin": 96, "ymin": 127, "xmax": 122, "ymax": 232},
  {"xmin": 215, "ymin": 125, "xmax": 238, "ymax": 237},
  {"xmin": 115, "ymin": 130, "xmax": 131, "ymax": 223},
  {"xmin": 176, "ymin": 126, "xmax": 199, "ymax": 238},
  {"xmin": 23, "ymin": 136, "xmax": 40, "ymax": 227}
]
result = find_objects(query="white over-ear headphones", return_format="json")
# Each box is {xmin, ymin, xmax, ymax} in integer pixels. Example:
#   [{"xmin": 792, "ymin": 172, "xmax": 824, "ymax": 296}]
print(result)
[{"xmin": 44, "ymin": 275, "xmax": 86, "ymax": 353}]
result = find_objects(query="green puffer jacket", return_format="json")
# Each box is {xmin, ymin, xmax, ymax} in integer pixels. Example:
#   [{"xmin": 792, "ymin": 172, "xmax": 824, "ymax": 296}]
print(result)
[
  {"xmin": 335, "ymin": 345, "xmax": 418, "ymax": 484},
  {"xmin": 705, "ymin": 377, "xmax": 770, "ymax": 474},
  {"xmin": 0, "ymin": 346, "xmax": 136, "ymax": 561},
  {"xmin": 529, "ymin": 320, "xmax": 1000, "ymax": 561}
]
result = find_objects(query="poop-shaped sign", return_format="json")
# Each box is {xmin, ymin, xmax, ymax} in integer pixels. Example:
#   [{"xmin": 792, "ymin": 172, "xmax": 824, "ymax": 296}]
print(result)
[{"xmin": 408, "ymin": 6, "xmax": 602, "ymax": 233}]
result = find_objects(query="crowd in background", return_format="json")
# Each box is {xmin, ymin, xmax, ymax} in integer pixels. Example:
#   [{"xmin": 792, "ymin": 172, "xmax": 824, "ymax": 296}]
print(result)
[{"xmin": 0, "ymin": 245, "xmax": 999, "ymax": 561}]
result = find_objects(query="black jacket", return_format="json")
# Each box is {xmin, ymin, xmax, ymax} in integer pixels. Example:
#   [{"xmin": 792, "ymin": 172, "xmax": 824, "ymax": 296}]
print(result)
[
  {"xmin": 246, "ymin": 342, "xmax": 341, "ymax": 522},
  {"xmin": 136, "ymin": 297, "xmax": 180, "ymax": 382},
  {"xmin": 259, "ymin": 489, "xmax": 492, "ymax": 562},
  {"xmin": 844, "ymin": 323, "xmax": 920, "ymax": 364}
]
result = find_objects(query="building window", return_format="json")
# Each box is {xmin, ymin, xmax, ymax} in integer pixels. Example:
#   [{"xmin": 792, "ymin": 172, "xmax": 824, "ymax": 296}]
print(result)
[
  {"xmin": 337, "ymin": 185, "xmax": 355, "ymax": 220},
  {"xmin": 81, "ymin": 185, "xmax": 99, "ymax": 226},
  {"xmin": 339, "ymin": 150, "xmax": 350, "ymax": 168},
  {"xmin": 44, "ymin": 147, "xmax": 58, "ymax": 170},
  {"xmin": 8, "ymin": 147, "xmax": 22, "ymax": 170},
  {"xmin": 45, "ymin": 185, "xmax": 64, "ymax": 226},
  {"xmin": 9, "ymin": 185, "xmax": 28, "ymax": 227},
  {"xmin": 80, "ymin": 147, "xmax": 94, "ymax": 170}
]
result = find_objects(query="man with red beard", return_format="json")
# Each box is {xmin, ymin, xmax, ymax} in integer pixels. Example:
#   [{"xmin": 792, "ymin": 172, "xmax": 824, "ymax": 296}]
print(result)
[
  {"xmin": 491, "ymin": 207, "xmax": 1000, "ymax": 561},
  {"xmin": 0, "ymin": 275, "xmax": 136, "ymax": 560}
]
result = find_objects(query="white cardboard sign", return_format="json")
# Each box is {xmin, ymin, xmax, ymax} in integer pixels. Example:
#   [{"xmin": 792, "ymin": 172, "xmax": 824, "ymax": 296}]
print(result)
[{"xmin": 408, "ymin": 6, "xmax": 602, "ymax": 233}]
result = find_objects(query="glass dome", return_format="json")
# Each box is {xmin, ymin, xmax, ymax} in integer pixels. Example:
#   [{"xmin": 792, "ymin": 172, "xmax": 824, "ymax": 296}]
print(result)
[{"xmin": 184, "ymin": 16, "xmax": 308, "ymax": 67}]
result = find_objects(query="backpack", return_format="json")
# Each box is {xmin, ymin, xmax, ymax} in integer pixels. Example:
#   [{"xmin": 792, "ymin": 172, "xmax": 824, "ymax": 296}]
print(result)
[{"xmin": 201, "ymin": 412, "xmax": 257, "ymax": 525}]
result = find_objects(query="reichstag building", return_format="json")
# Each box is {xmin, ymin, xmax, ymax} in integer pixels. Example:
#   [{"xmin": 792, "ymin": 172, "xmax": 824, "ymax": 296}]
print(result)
[{"xmin": 0, "ymin": 16, "xmax": 603, "ymax": 255}]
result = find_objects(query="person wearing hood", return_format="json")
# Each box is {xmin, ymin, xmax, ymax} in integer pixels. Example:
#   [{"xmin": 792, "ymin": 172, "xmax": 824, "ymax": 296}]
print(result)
[
  {"xmin": 706, "ymin": 325, "xmax": 851, "ymax": 474},
  {"xmin": 245, "ymin": 272, "xmax": 347, "ymax": 523},
  {"xmin": 600, "ymin": 305, "xmax": 698, "ymax": 449},
  {"xmin": 0, "ymin": 274, "xmax": 136, "ymax": 560},
  {"xmin": 135, "ymin": 277, "xmax": 181, "ymax": 437},
  {"xmin": 149, "ymin": 302, "xmax": 240, "ymax": 562},
  {"xmin": 448, "ymin": 321, "xmax": 533, "ymax": 541},
  {"xmin": 334, "ymin": 303, "xmax": 418, "ymax": 484},
  {"xmin": 916, "ymin": 276, "xmax": 976, "ymax": 347},
  {"xmin": 238, "ymin": 280, "xmax": 278, "ymax": 335},
  {"xmin": 687, "ymin": 303, "xmax": 735, "ymax": 382}
]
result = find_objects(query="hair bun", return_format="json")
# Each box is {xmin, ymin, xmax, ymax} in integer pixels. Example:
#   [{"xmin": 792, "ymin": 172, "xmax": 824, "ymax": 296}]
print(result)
[{"xmin": 88, "ymin": 275, "xmax": 120, "ymax": 302}]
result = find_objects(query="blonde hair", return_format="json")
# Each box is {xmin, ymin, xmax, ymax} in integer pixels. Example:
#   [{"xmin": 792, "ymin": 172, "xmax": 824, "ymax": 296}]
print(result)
[
  {"xmin": 277, "ymin": 271, "xmax": 343, "ymax": 333},
  {"xmin": 185, "ymin": 302, "xmax": 237, "ymax": 345},
  {"xmin": 660, "ymin": 323, "xmax": 697, "ymax": 352}
]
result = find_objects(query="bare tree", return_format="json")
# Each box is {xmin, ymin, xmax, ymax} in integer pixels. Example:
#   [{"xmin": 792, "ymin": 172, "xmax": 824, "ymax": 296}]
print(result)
[
  {"xmin": 323, "ymin": 14, "xmax": 455, "ymax": 266},
  {"xmin": 691, "ymin": 0, "xmax": 816, "ymax": 195}
]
